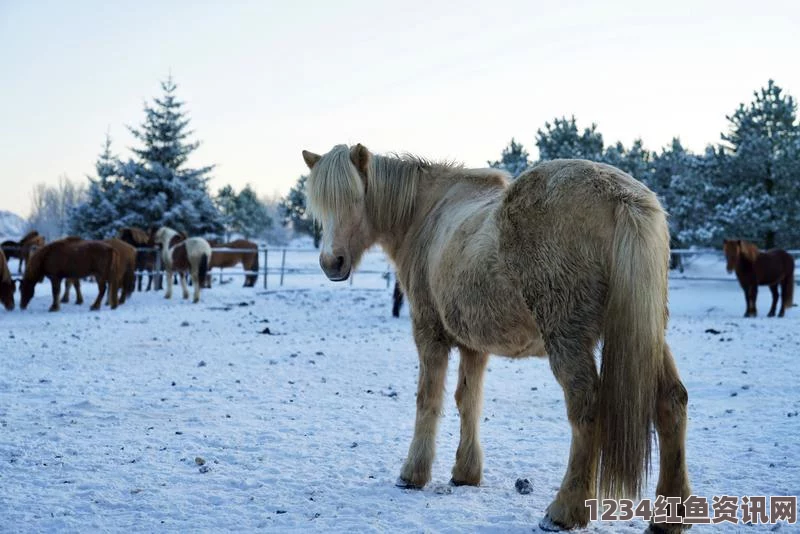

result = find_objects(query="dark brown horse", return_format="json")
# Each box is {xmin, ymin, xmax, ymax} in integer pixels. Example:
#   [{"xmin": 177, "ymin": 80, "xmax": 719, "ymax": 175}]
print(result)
[
  {"xmin": 62, "ymin": 238, "xmax": 137, "ymax": 306},
  {"xmin": 20, "ymin": 238, "xmax": 120, "ymax": 312},
  {"xmin": 205, "ymin": 239, "xmax": 259, "ymax": 287},
  {"xmin": 1, "ymin": 230, "xmax": 46, "ymax": 274},
  {"xmin": 723, "ymin": 239, "xmax": 795, "ymax": 317},
  {"xmin": 117, "ymin": 227, "xmax": 159, "ymax": 291},
  {"xmin": 0, "ymin": 249, "xmax": 14, "ymax": 311}
]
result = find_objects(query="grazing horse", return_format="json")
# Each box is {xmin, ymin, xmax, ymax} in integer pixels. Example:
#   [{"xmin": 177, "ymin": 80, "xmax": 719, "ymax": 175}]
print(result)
[
  {"xmin": 0, "ymin": 249, "xmax": 15, "ymax": 311},
  {"xmin": 117, "ymin": 227, "xmax": 159, "ymax": 291},
  {"xmin": 204, "ymin": 239, "xmax": 259, "ymax": 287},
  {"xmin": 723, "ymin": 239, "xmax": 795, "ymax": 317},
  {"xmin": 302, "ymin": 144, "xmax": 690, "ymax": 533},
  {"xmin": 153, "ymin": 227, "xmax": 211, "ymax": 303},
  {"xmin": 20, "ymin": 238, "xmax": 119, "ymax": 311},
  {"xmin": 61, "ymin": 238, "xmax": 137, "ymax": 306},
  {"xmin": 1, "ymin": 230, "xmax": 45, "ymax": 274}
]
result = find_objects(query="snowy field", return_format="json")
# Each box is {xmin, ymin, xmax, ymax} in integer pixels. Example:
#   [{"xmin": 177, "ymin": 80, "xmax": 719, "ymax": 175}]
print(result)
[{"xmin": 0, "ymin": 250, "xmax": 798, "ymax": 533}]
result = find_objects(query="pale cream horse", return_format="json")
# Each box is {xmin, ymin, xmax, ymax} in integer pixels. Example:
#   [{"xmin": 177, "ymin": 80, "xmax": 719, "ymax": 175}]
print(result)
[
  {"xmin": 153, "ymin": 226, "xmax": 212, "ymax": 303},
  {"xmin": 302, "ymin": 144, "xmax": 690, "ymax": 533}
]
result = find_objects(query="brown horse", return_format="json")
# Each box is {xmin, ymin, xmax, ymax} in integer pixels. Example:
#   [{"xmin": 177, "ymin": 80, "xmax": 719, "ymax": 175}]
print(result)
[
  {"xmin": 62, "ymin": 238, "xmax": 137, "ymax": 306},
  {"xmin": 723, "ymin": 239, "xmax": 795, "ymax": 317},
  {"xmin": 0, "ymin": 249, "xmax": 14, "ymax": 310},
  {"xmin": 303, "ymin": 144, "xmax": 689, "ymax": 533},
  {"xmin": 1, "ymin": 230, "xmax": 45, "ymax": 274},
  {"xmin": 117, "ymin": 227, "xmax": 159, "ymax": 291},
  {"xmin": 20, "ymin": 238, "xmax": 120, "ymax": 312},
  {"xmin": 204, "ymin": 239, "xmax": 259, "ymax": 287}
]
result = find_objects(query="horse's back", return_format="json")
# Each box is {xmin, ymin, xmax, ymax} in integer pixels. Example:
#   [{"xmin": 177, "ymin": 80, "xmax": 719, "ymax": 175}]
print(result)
[{"xmin": 757, "ymin": 248, "xmax": 796, "ymax": 283}]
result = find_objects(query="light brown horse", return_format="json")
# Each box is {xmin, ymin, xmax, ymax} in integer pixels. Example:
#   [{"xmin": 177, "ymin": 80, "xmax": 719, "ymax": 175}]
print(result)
[
  {"xmin": 205, "ymin": 239, "xmax": 259, "ymax": 287},
  {"xmin": 1, "ymin": 230, "xmax": 46, "ymax": 274},
  {"xmin": 62, "ymin": 238, "xmax": 137, "ymax": 306},
  {"xmin": 0, "ymin": 249, "xmax": 14, "ymax": 311},
  {"xmin": 302, "ymin": 144, "xmax": 690, "ymax": 533},
  {"xmin": 723, "ymin": 239, "xmax": 795, "ymax": 317},
  {"xmin": 20, "ymin": 238, "xmax": 120, "ymax": 312}
]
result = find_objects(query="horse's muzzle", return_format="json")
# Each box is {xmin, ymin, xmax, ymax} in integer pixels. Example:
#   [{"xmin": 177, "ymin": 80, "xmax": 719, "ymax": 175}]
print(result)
[{"xmin": 320, "ymin": 253, "xmax": 351, "ymax": 282}]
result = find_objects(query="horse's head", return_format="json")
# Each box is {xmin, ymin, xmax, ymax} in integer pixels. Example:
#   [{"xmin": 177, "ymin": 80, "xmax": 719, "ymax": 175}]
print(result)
[
  {"xmin": 0, "ymin": 279, "xmax": 14, "ymax": 311},
  {"xmin": 722, "ymin": 239, "xmax": 740, "ymax": 273},
  {"xmin": 302, "ymin": 144, "xmax": 375, "ymax": 281},
  {"xmin": 19, "ymin": 278, "xmax": 35, "ymax": 310}
]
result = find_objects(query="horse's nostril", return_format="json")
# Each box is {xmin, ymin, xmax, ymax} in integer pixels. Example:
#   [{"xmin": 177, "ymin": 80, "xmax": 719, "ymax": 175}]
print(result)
[{"xmin": 335, "ymin": 256, "xmax": 345, "ymax": 271}]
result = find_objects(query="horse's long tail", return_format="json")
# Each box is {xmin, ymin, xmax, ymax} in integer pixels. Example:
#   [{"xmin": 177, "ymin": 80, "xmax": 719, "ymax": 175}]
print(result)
[
  {"xmin": 784, "ymin": 255, "xmax": 795, "ymax": 308},
  {"xmin": 599, "ymin": 195, "xmax": 670, "ymax": 499},
  {"xmin": 198, "ymin": 252, "xmax": 210, "ymax": 286}
]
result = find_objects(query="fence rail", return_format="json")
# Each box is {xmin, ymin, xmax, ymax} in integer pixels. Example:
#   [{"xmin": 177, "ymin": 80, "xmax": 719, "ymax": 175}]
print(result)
[{"xmin": 6, "ymin": 245, "xmax": 799, "ymax": 287}]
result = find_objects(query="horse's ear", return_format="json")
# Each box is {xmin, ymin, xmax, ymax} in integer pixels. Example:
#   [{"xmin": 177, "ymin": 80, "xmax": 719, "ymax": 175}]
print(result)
[
  {"xmin": 723, "ymin": 239, "xmax": 728, "ymax": 244},
  {"xmin": 302, "ymin": 150, "xmax": 321, "ymax": 170},
  {"xmin": 737, "ymin": 239, "xmax": 742, "ymax": 245},
  {"xmin": 350, "ymin": 143, "xmax": 371, "ymax": 178}
]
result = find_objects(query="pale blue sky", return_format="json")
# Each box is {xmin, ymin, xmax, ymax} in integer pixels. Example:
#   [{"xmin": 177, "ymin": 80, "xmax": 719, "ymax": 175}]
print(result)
[{"xmin": 1, "ymin": 0, "xmax": 799, "ymax": 216}]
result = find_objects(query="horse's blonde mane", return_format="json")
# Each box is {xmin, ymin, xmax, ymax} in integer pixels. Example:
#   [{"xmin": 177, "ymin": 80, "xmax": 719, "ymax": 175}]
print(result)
[
  {"xmin": 309, "ymin": 145, "xmax": 472, "ymax": 232},
  {"xmin": 739, "ymin": 240, "xmax": 760, "ymax": 262}
]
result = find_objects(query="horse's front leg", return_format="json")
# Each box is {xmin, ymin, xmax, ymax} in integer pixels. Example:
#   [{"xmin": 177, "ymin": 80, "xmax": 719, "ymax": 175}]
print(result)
[
  {"xmin": 398, "ymin": 332, "xmax": 450, "ymax": 489},
  {"xmin": 748, "ymin": 285, "xmax": 758, "ymax": 317},
  {"xmin": 164, "ymin": 269, "xmax": 173, "ymax": 299},
  {"xmin": 451, "ymin": 346, "xmax": 489, "ymax": 486},
  {"xmin": 49, "ymin": 277, "xmax": 62, "ymax": 312}
]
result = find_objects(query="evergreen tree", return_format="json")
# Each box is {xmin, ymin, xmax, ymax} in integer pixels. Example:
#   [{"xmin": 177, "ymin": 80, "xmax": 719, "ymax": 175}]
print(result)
[
  {"xmin": 70, "ymin": 135, "xmax": 125, "ymax": 238},
  {"xmin": 120, "ymin": 77, "xmax": 224, "ymax": 235},
  {"xmin": 279, "ymin": 175, "xmax": 321, "ymax": 248},
  {"xmin": 535, "ymin": 116, "xmax": 604, "ymax": 162},
  {"xmin": 488, "ymin": 138, "xmax": 530, "ymax": 178},
  {"xmin": 215, "ymin": 184, "xmax": 272, "ymax": 239},
  {"xmin": 718, "ymin": 79, "xmax": 800, "ymax": 247}
]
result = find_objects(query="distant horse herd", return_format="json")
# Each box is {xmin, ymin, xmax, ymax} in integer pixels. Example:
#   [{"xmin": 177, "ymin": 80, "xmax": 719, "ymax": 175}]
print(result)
[{"xmin": 0, "ymin": 227, "xmax": 260, "ymax": 312}]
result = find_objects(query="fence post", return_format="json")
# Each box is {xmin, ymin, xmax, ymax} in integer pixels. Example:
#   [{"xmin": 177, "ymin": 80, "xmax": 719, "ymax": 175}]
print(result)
[
  {"xmin": 279, "ymin": 249, "xmax": 286, "ymax": 286},
  {"xmin": 264, "ymin": 248, "xmax": 269, "ymax": 289},
  {"xmin": 219, "ymin": 266, "xmax": 224, "ymax": 286}
]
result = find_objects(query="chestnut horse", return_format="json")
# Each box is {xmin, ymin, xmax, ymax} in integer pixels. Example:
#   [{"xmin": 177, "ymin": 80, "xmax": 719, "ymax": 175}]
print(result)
[
  {"xmin": 723, "ymin": 239, "xmax": 795, "ymax": 317},
  {"xmin": 117, "ymin": 227, "xmax": 159, "ymax": 291},
  {"xmin": 153, "ymin": 227, "xmax": 211, "ymax": 303},
  {"xmin": 20, "ymin": 238, "xmax": 120, "ymax": 312},
  {"xmin": 62, "ymin": 238, "xmax": 137, "ymax": 306},
  {"xmin": 1, "ymin": 230, "xmax": 45, "ymax": 274},
  {"xmin": 205, "ymin": 239, "xmax": 259, "ymax": 287},
  {"xmin": 302, "ymin": 144, "xmax": 689, "ymax": 533},
  {"xmin": 0, "ymin": 249, "xmax": 14, "ymax": 310}
]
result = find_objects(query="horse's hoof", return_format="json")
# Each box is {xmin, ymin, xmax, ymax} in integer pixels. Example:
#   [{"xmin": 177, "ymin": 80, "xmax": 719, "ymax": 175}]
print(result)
[
  {"xmin": 395, "ymin": 477, "xmax": 423, "ymax": 490},
  {"xmin": 48, "ymin": 307, "xmax": 60, "ymax": 313},
  {"xmin": 644, "ymin": 522, "xmax": 689, "ymax": 534},
  {"xmin": 449, "ymin": 477, "xmax": 479, "ymax": 487},
  {"xmin": 539, "ymin": 514, "xmax": 568, "ymax": 532}
]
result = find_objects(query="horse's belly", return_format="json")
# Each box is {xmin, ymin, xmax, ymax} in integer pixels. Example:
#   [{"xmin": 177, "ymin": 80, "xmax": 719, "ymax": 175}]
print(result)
[{"xmin": 437, "ymin": 288, "xmax": 546, "ymax": 358}]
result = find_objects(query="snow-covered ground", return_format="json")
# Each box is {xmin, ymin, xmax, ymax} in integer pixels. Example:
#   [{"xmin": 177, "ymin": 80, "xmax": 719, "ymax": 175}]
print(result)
[{"xmin": 0, "ymin": 250, "xmax": 798, "ymax": 533}]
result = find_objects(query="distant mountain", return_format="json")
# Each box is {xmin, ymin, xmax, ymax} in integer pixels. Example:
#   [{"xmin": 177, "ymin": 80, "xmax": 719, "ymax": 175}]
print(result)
[{"xmin": 0, "ymin": 210, "xmax": 28, "ymax": 241}]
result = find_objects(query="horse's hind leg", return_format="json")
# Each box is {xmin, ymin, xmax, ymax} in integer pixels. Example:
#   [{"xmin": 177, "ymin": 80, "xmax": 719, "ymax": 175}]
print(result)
[
  {"xmin": 648, "ymin": 343, "xmax": 691, "ymax": 534},
  {"xmin": 398, "ymin": 328, "xmax": 450, "ymax": 489},
  {"xmin": 74, "ymin": 280, "xmax": 83, "ymax": 305},
  {"xmin": 768, "ymin": 284, "xmax": 779, "ymax": 317},
  {"xmin": 191, "ymin": 271, "xmax": 201, "ymax": 303},
  {"xmin": 747, "ymin": 285, "xmax": 758, "ymax": 317},
  {"xmin": 49, "ymin": 277, "xmax": 62, "ymax": 312},
  {"xmin": 451, "ymin": 347, "xmax": 489, "ymax": 486},
  {"xmin": 91, "ymin": 277, "xmax": 106, "ymax": 310},
  {"xmin": 61, "ymin": 279, "xmax": 71, "ymax": 304},
  {"xmin": 541, "ymin": 336, "xmax": 599, "ymax": 531},
  {"xmin": 180, "ymin": 272, "xmax": 190, "ymax": 299}
]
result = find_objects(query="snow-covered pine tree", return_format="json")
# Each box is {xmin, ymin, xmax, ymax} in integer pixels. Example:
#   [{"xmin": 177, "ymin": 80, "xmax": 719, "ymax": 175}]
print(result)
[
  {"xmin": 70, "ymin": 134, "xmax": 125, "ymax": 238},
  {"xmin": 122, "ymin": 77, "xmax": 224, "ymax": 235},
  {"xmin": 215, "ymin": 184, "xmax": 272, "ymax": 240},
  {"xmin": 279, "ymin": 175, "xmax": 321, "ymax": 248},
  {"xmin": 718, "ymin": 79, "xmax": 800, "ymax": 248},
  {"xmin": 535, "ymin": 116, "xmax": 604, "ymax": 162},
  {"xmin": 488, "ymin": 138, "xmax": 530, "ymax": 178}
]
